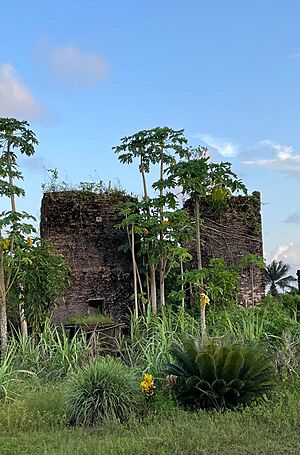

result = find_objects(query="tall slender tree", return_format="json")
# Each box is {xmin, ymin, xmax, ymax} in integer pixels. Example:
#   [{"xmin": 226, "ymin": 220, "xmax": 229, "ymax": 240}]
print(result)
[
  {"xmin": 0, "ymin": 118, "xmax": 38, "ymax": 347},
  {"xmin": 114, "ymin": 127, "xmax": 190, "ymax": 314}
]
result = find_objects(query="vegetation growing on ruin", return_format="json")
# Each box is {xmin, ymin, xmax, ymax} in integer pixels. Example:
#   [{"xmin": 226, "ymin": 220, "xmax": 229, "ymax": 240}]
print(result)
[{"xmin": 0, "ymin": 119, "xmax": 299, "ymax": 454}]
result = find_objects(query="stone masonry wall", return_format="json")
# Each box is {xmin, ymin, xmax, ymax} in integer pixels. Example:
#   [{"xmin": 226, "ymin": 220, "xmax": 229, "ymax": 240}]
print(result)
[
  {"xmin": 41, "ymin": 190, "xmax": 264, "ymax": 322},
  {"xmin": 185, "ymin": 192, "xmax": 265, "ymax": 305},
  {"xmin": 40, "ymin": 191, "xmax": 133, "ymax": 324}
]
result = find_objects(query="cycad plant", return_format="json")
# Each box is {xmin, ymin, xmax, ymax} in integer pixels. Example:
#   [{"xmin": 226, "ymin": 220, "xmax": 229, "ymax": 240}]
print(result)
[
  {"xmin": 265, "ymin": 260, "xmax": 296, "ymax": 296},
  {"xmin": 164, "ymin": 337, "xmax": 275, "ymax": 410}
]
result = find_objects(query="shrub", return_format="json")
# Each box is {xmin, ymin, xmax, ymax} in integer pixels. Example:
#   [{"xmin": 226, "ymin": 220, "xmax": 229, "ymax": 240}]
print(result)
[
  {"xmin": 64, "ymin": 357, "xmax": 143, "ymax": 426},
  {"xmin": 164, "ymin": 337, "xmax": 275, "ymax": 410}
]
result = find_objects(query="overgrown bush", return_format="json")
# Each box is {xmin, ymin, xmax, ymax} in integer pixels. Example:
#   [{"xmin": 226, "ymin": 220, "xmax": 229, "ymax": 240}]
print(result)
[
  {"xmin": 164, "ymin": 337, "xmax": 275, "ymax": 410},
  {"xmin": 64, "ymin": 357, "xmax": 143, "ymax": 426}
]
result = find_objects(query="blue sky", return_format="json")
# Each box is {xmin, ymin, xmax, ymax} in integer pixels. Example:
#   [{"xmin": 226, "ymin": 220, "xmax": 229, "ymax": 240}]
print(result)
[{"xmin": 1, "ymin": 0, "xmax": 300, "ymax": 273}]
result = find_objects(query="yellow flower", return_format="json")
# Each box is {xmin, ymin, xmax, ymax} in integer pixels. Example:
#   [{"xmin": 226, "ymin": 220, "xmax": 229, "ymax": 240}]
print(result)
[
  {"xmin": 140, "ymin": 373, "xmax": 156, "ymax": 399},
  {"xmin": 200, "ymin": 293, "xmax": 210, "ymax": 310},
  {"xmin": 27, "ymin": 237, "xmax": 33, "ymax": 248},
  {"xmin": 2, "ymin": 239, "xmax": 9, "ymax": 250}
]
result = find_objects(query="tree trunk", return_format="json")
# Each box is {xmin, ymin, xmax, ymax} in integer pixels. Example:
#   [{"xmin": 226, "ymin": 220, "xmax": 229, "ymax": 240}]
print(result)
[
  {"xmin": 195, "ymin": 196, "xmax": 204, "ymax": 293},
  {"xmin": 180, "ymin": 258, "xmax": 185, "ymax": 308},
  {"xmin": 19, "ymin": 303, "xmax": 28, "ymax": 337},
  {"xmin": 195, "ymin": 196, "xmax": 202, "ymax": 270},
  {"xmin": 145, "ymin": 271, "xmax": 150, "ymax": 304},
  {"xmin": 270, "ymin": 282, "xmax": 278, "ymax": 297},
  {"xmin": 140, "ymin": 160, "xmax": 149, "ymax": 201},
  {"xmin": 159, "ymin": 144, "xmax": 165, "ymax": 307},
  {"xmin": 0, "ymin": 249, "xmax": 7, "ymax": 352},
  {"xmin": 150, "ymin": 264, "xmax": 157, "ymax": 315},
  {"xmin": 7, "ymin": 144, "xmax": 28, "ymax": 337},
  {"xmin": 131, "ymin": 226, "xmax": 138, "ymax": 319},
  {"xmin": 159, "ymin": 263, "xmax": 165, "ymax": 307}
]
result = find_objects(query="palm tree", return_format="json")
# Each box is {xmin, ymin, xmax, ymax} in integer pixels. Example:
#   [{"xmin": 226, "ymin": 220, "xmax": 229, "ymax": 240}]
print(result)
[{"xmin": 265, "ymin": 260, "xmax": 296, "ymax": 296}]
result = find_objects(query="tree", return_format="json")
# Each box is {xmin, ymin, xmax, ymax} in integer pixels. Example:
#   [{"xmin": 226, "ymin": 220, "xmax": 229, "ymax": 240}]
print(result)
[
  {"xmin": 265, "ymin": 260, "xmax": 296, "ymax": 297},
  {"xmin": 8, "ymin": 239, "xmax": 70, "ymax": 334},
  {"xmin": 114, "ymin": 127, "xmax": 190, "ymax": 314},
  {"xmin": 0, "ymin": 118, "xmax": 38, "ymax": 349},
  {"xmin": 157, "ymin": 147, "xmax": 248, "ymax": 276}
]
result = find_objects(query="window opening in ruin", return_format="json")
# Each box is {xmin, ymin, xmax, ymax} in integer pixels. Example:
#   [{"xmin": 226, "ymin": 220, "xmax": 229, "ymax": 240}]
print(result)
[{"xmin": 88, "ymin": 298, "xmax": 105, "ymax": 315}]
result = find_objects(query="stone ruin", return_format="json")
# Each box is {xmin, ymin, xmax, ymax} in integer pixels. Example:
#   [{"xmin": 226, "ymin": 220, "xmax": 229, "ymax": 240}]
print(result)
[
  {"xmin": 184, "ymin": 191, "xmax": 265, "ymax": 306},
  {"xmin": 40, "ymin": 190, "xmax": 265, "ymax": 323}
]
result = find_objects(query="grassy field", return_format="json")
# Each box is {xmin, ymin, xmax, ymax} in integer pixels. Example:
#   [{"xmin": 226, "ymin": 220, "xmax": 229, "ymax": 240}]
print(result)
[{"xmin": 0, "ymin": 380, "xmax": 299, "ymax": 455}]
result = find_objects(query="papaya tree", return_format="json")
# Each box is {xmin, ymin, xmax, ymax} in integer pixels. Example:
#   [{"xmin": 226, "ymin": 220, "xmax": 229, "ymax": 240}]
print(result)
[
  {"xmin": 8, "ymin": 239, "xmax": 70, "ymax": 335},
  {"xmin": 114, "ymin": 127, "xmax": 190, "ymax": 314},
  {"xmin": 0, "ymin": 118, "xmax": 38, "ymax": 348},
  {"xmin": 159, "ymin": 147, "xmax": 248, "ymax": 276}
]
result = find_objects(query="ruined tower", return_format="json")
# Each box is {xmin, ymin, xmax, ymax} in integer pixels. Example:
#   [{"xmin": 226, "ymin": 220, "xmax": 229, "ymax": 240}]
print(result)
[
  {"xmin": 40, "ymin": 191, "xmax": 132, "ymax": 324},
  {"xmin": 185, "ymin": 191, "xmax": 265, "ymax": 305}
]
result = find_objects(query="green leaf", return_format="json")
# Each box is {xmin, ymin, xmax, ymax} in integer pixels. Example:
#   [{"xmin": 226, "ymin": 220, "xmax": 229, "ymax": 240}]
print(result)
[
  {"xmin": 222, "ymin": 350, "xmax": 244, "ymax": 381},
  {"xmin": 196, "ymin": 352, "xmax": 217, "ymax": 382}
]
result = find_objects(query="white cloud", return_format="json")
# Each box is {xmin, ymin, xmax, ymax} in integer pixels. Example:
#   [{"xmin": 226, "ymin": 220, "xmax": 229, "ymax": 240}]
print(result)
[
  {"xmin": 200, "ymin": 134, "xmax": 239, "ymax": 158},
  {"xmin": 266, "ymin": 243, "xmax": 300, "ymax": 276},
  {"xmin": 243, "ymin": 139, "xmax": 300, "ymax": 179},
  {"xmin": 0, "ymin": 64, "xmax": 43, "ymax": 120},
  {"xmin": 49, "ymin": 45, "xmax": 109, "ymax": 87}
]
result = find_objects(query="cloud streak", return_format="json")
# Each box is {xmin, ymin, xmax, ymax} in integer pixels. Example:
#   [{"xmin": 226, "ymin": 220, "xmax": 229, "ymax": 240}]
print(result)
[
  {"xmin": 197, "ymin": 134, "xmax": 239, "ymax": 158},
  {"xmin": 243, "ymin": 139, "xmax": 300, "ymax": 179},
  {"xmin": 0, "ymin": 64, "xmax": 44, "ymax": 120},
  {"xmin": 49, "ymin": 45, "xmax": 109, "ymax": 87}
]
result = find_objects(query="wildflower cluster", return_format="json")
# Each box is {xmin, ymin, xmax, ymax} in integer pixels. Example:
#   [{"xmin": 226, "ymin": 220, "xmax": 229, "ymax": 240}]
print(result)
[{"xmin": 140, "ymin": 373, "xmax": 156, "ymax": 400}]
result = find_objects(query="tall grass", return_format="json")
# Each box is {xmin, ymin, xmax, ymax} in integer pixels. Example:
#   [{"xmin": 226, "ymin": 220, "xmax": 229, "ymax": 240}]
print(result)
[
  {"xmin": 7, "ymin": 321, "xmax": 91, "ymax": 381},
  {"xmin": 117, "ymin": 307, "xmax": 200, "ymax": 377},
  {"xmin": 118, "ymin": 299, "xmax": 300, "ymax": 380}
]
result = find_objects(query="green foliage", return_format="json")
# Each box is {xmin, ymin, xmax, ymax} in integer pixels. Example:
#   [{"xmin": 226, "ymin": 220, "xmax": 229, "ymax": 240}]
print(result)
[
  {"xmin": 277, "ymin": 294, "xmax": 300, "ymax": 320},
  {"xmin": 240, "ymin": 191, "xmax": 262, "ymax": 235},
  {"xmin": 238, "ymin": 253, "xmax": 266, "ymax": 270},
  {"xmin": 165, "ymin": 337, "xmax": 275, "ymax": 410},
  {"xmin": 113, "ymin": 126, "xmax": 190, "ymax": 173},
  {"xmin": 0, "ymin": 118, "xmax": 38, "ymax": 156},
  {"xmin": 10, "ymin": 323, "xmax": 90, "ymax": 381},
  {"xmin": 66, "ymin": 314, "xmax": 113, "ymax": 325},
  {"xmin": 160, "ymin": 148, "xmax": 247, "ymax": 199},
  {"xmin": 0, "ymin": 344, "xmax": 34, "ymax": 401},
  {"xmin": 42, "ymin": 168, "xmax": 126, "ymax": 199},
  {"xmin": 117, "ymin": 307, "xmax": 200, "ymax": 377},
  {"xmin": 0, "ymin": 380, "xmax": 299, "ymax": 454},
  {"xmin": 64, "ymin": 357, "xmax": 143, "ymax": 425},
  {"xmin": 184, "ymin": 258, "xmax": 239, "ymax": 307},
  {"xmin": 207, "ymin": 297, "xmax": 299, "ymax": 341},
  {"xmin": 8, "ymin": 239, "xmax": 70, "ymax": 333}
]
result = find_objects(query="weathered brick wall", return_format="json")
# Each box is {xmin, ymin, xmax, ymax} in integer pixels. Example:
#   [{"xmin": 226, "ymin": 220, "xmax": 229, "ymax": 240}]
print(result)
[
  {"xmin": 40, "ymin": 191, "xmax": 133, "ymax": 323},
  {"xmin": 41, "ymin": 190, "xmax": 265, "ymax": 322},
  {"xmin": 184, "ymin": 191, "xmax": 265, "ymax": 305}
]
